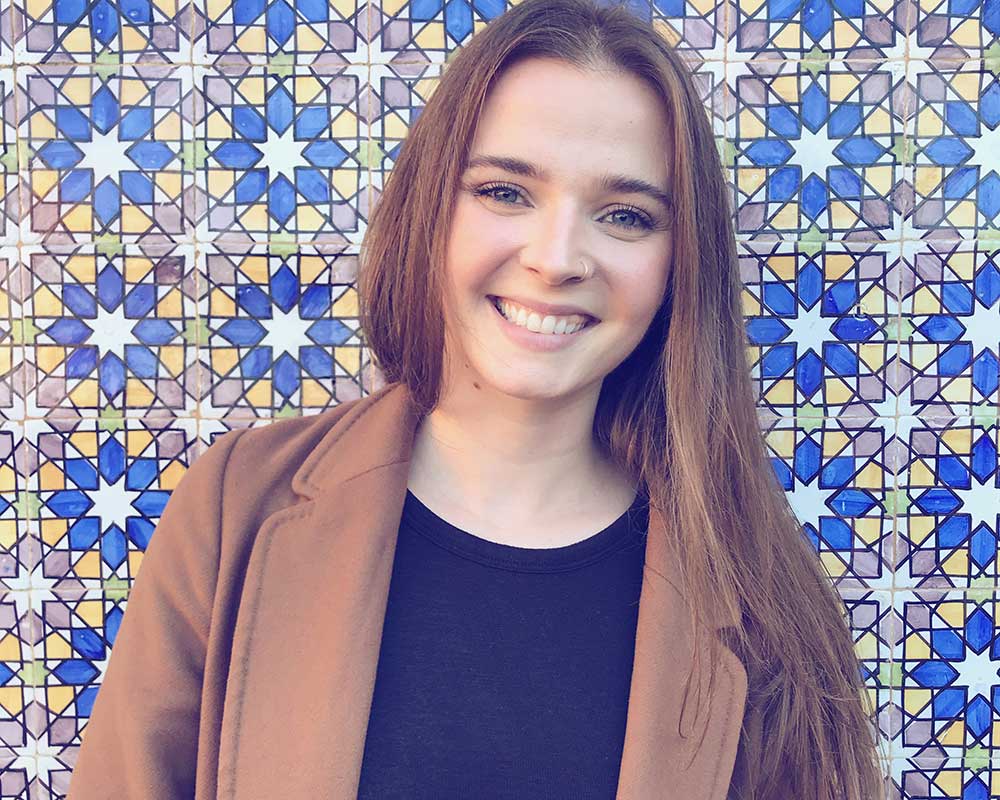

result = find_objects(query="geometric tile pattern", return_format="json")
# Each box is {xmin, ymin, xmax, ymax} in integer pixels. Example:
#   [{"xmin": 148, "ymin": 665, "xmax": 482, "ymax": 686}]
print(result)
[
  {"xmin": 892, "ymin": 588, "xmax": 1000, "ymax": 788},
  {"xmin": 192, "ymin": 0, "xmax": 365, "ymax": 65},
  {"xmin": 896, "ymin": 420, "xmax": 1000, "ymax": 590},
  {"xmin": 730, "ymin": 0, "xmax": 910, "ymax": 60},
  {"xmin": 191, "ymin": 66, "xmax": 367, "ymax": 243},
  {"xmin": 12, "ymin": 243, "xmax": 198, "ymax": 415},
  {"xmin": 0, "ymin": 0, "xmax": 991, "ymax": 797},
  {"xmin": 899, "ymin": 242, "xmax": 1000, "ymax": 418},
  {"xmin": 731, "ymin": 60, "xmax": 907, "ymax": 240},
  {"xmin": 763, "ymin": 414, "xmax": 897, "ymax": 590},
  {"xmin": 11, "ymin": 0, "xmax": 193, "ymax": 64},
  {"xmin": 909, "ymin": 63, "xmax": 1000, "ymax": 237},
  {"xmin": 195, "ymin": 243, "xmax": 363, "ymax": 417},
  {"xmin": 18, "ymin": 67, "xmax": 192, "ymax": 243},
  {"xmin": 741, "ymin": 242, "xmax": 904, "ymax": 419}
]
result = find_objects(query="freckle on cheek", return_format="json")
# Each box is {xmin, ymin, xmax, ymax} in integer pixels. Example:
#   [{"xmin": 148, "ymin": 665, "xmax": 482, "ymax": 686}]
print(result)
[{"xmin": 473, "ymin": 381, "xmax": 481, "ymax": 390}]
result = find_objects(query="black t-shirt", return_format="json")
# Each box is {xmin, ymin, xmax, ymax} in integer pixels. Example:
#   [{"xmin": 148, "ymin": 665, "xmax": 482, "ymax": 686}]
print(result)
[{"xmin": 356, "ymin": 488, "xmax": 650, "ymax": 799}]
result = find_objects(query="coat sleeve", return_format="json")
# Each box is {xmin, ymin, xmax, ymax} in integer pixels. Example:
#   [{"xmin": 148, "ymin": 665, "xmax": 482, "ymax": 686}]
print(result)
[{"xmin": 66, "ymin": 426, "xmax": 248, "ymax": 800}]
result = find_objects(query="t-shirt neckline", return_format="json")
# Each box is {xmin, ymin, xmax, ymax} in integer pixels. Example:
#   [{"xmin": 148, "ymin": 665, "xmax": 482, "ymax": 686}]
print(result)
[{"xmin": 402, "ymin": 489, "xmax": 649, "ymax": 573}]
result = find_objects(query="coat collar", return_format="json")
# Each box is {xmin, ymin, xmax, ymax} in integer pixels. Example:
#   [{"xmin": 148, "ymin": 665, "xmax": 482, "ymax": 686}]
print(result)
[{"xmin": 218, "ymin": 382, "xmax": 747, "ymax": 799}]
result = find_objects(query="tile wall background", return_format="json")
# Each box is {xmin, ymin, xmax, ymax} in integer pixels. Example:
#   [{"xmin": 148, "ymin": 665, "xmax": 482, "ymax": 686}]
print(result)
[{"xmin": 0, "ymin": 0, "xmax": 996, "ymax": 795}]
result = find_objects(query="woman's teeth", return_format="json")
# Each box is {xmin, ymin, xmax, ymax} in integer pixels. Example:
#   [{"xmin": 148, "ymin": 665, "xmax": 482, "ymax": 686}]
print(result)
[{"xmin": 492, "ymin": 297, "xmax": 591, "ymax": 335}]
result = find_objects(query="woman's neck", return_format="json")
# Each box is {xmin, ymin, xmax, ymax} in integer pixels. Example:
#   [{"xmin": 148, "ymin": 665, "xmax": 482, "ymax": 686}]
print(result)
[{"xmin": 406, "ymin": 402, "xmax": 638, "ymax": 547}]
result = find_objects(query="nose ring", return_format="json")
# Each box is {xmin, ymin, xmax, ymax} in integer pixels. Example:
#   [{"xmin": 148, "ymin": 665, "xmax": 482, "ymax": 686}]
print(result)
[{"xmin": 580, "ymin": 258, "xmax": 593, "ymax": 280}]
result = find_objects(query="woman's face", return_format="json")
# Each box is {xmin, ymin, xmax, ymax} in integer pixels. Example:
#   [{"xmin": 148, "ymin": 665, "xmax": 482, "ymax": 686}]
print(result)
[{"xmin": 439, "ymin": 56, "xmax": 674, "ymax": 405}]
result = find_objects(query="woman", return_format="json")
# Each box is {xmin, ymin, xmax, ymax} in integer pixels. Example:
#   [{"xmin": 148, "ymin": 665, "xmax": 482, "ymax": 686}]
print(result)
[{"xmin": 67, "ymin": 0, "xmax": 886, "ymax": 797}]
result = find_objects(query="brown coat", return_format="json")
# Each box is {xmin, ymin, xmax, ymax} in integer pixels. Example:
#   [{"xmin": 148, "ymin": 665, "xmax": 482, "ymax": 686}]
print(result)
[{"xmin": 67, "ymin": 381, "xmax": 748, "ymax": 799}]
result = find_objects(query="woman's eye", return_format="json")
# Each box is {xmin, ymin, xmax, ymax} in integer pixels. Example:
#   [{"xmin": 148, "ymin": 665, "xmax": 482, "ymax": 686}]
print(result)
[
  {"xmin": 605, "ymin": 207, "xmax": 653, "ymax": 231},
  {"xmin": 474, "ymin": 183, "xmax": 524, "ymax": 205},
  {"xmin": 472, "ymin": 182, "xmax": 654, "ymax": 232}
]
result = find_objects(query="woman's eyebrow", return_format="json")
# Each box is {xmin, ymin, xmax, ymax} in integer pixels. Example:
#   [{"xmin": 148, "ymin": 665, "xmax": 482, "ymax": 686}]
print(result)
[{"xmin": 464, "ymin": 154, "xmax": 672, "ymax": 209}]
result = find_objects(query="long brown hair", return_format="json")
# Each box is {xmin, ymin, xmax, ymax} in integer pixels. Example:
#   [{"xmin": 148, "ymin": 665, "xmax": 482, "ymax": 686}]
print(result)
[{"xmin": 357, "ymin": 0, "xmax": 887, "ymax": 796}]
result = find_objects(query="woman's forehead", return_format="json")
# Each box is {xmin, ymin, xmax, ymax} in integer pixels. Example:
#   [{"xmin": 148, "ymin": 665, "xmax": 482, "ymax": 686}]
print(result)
[{"xmin": 471, "ymin": 59, "xmax": 673, "ymax": 180}]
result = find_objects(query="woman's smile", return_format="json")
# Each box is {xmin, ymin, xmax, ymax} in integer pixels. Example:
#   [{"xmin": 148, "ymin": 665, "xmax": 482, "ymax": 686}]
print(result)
[{"xmin": 487, "ymin": 294, "xmax": 599, "ymax": 352}]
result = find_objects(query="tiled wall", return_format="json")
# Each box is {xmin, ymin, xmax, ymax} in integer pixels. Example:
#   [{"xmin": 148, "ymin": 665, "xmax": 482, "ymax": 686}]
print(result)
[{"xmin": 0, "ymin": 0, "xmax": 996, "ymax": 795}]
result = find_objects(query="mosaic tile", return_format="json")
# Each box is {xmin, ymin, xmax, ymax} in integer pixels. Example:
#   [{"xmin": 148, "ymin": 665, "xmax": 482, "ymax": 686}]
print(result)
[
  {"xmin": 11, "ymin": 244, "xmax": 198, "ymax": 416},
  {"xmin": 652, "ymin": 0, "xmax": 726, "ymax": 61},
  {"xmin": 691, "ymin": 59, "xmax": 730, "ymax": 138},
  {"xmin": 25, "ymin": 415, "xmax": 199, "ymax": 591},
  {"xmin": 894, "ymin": 418, "xmax": 1000, "ymax": 591},
  {"xmin": 908, "ymin": 62, "xmax": 1000, "ymax": 238},
  {"xmin": 892, "ymin": 757, "xmax": 1000, "ymax": 798},
  {"xmin": 729, "ymin": 59, "xmax": 908, "ymax": 241},
  {"xmin": 728, "ymin": 0, "xmax": 911, "ymax": 60},
  {"xmin": 367, "ymin": 61, "xmax": 437, "ymax": 191},
  {"xmin": 32, "ymin": 750, "xmax": 70, "ymax": 798},
  {"xmin": 912, "ymin": 0, "xmax": 1000, "ymax": 61},
  {"xmin": 0, "ymin": 754, "xmax": 32, "ymax": 798},
  {"xmin": 0, "ymin": 588, "xmax": 34, "ymax": 769},
  {"xmin": 29, "ymin": 588, "xmax": 119, "ymax": 797},
  {"xmin": 0, "ymin": 10, "xmax": 15, "ymax": 68},
  {"xmin": 10, "ymin": 0, "xmax": 193, "ymax": 64},
  {"xmin": 191, "ymin": 65, "xmax": 368, "ymax": 244},
  {"xmin": 741, "ymin": 241, "xmax": 905, "ymax": 418},
  {"xmin": 0, "ymin": 423, "xmax": 36, "ymax": 590},
  {"xmin": 0, "ymin": 0, "xmax": 988, "ymax": 793},
  {"xmin": 191, "ymin": 0, "xmax": 367, "ymax": 66},
  {"xmin": 762, "ymin": 413, "xmax": 897, "ymax": 590},
  {"xmin": 897, "ymin": 241, "xmax": 1000, "ymax": 419},
  {"xmin": 370, "ymin": 0, "xmax": 661, "ymax": 66},
  {"xmin": 0, "ymin": 70, "xmax": 23, "ymax": 245},
  {"xmin": 195, "ymin": 243, "xmax": 364, "ymax": 418},
  {"xmin": 368, "ymin": 58, "xmax": 718, "ymax": 199},
  {"xmin": 1, "ymin": 249, "xmax": 27, "ymax": 423},
  {"xmin": 368, "ymin": 0, "xmax": 507, "ymax": 64},
  {"xmin": 892, "ymin": 588, "xmax": 1000, "ymax": 773},
  {"xmin": 840, "ymin": 587, "xmax": 899, "ymax": 760},
  {"xmin": 18, "ymin": 66, "xmax": 194, "ymax": 244}
]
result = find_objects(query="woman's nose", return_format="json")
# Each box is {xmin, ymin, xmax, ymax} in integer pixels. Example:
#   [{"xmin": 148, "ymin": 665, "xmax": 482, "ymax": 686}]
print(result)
[{"xmin": 518, "ymin": 203, "xmax": 588, "ymax": 283}]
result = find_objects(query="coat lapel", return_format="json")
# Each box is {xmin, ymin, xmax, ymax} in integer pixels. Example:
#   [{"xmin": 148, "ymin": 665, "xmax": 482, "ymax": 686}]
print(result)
[{"xmin": 217, "ymin": 382, "xmax": 747, "ymax": 799}]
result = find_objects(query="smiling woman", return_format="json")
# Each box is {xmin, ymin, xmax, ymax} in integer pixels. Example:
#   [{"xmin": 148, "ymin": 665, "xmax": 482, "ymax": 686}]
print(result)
[
  {"xmin": 65, "ymin": 0, "xmax": 887, "ymax": 798},
  {"xmin": 357, "ymin": 0, "xmax": 887, "ymax": 797}
]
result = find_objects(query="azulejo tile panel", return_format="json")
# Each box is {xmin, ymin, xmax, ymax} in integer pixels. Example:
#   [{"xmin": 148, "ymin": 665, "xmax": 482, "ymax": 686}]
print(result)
[
  {"xmin": 368, "ymin": 60, "xmax": 439, "ymax": 190},
  {"xmin": 368, "ymin": 0, "xmax": 510, "ymax": 63},
  {"xmin": 730, "ymin": 59, "xmax": 909, "ymax": 241},
  {"xmin": 0, "ymin": 586, "xmax": 35, "ymax": 789},
  {"xmin": 195, "ymin": 243, "xmax": 364, "ymax": 417},
  {"xmin": 741, "ymin": 241, "xmax": 905, "ymax": 419},
  {"xmin": 840, "ymin": 587, "xmax": 897, "ymax": 758},
  {"xmin": 10, "ymin": 243, "xmax": 198, "ymax": 416},
  {"xmin": 762, "ymin": 413, "xmax": 898, "ymax": 590},
  {"xmin": 908, "ymin": 62, "xmax": 1000, "ymax": 238},
  {"xmin": 0, "ymin": 250, "xmax": 26, "ymax": 423},
  {"xmin": 191, "ymin": 0, "xmax": 368, "ymax": 66},
  {"xmin": 0, "ymin": 70, "xmax": 24, "ymax": 246},
  {"xmin": 0, "ymin": 0, "xmax": 990, "ymax": 797},
  {"xmin": 191, "ymin": 65, "xmax": 369, "ymax": 243},
  {"xmin": 912, "ymin": 0, "xmax": 1000, "ymax": 61},
  {"xmin": 729, "ymin": 0, "xmax": 912, "ymax": 61},
  {"xmin": 895, "ymin": 418, "xmax": 1000, "ymax": 591},
  {"xmin": 652, "ymin": 0, "xmax": 726, "ymax": 61},
  {"xmin": 10, "ymin": 0, "xmax": 194, "ymax": 64},
  {"xmin": 893, "ymin": 759, "xmax": 1000, "ymax": 799},
  {"xmin": 892, "ymin": 587, "xmax": 1000, "ymax": 773},
  {"xmin": 18, "ymin": 66, "xmax": 195, "ymax": 244},
  {"xmin": 24, "ymin": 415, "xmax": 201, "ymax": 590},
  {"xmin": 898, "ymin": 241, "xmax": 1000, "ymax": 419}
]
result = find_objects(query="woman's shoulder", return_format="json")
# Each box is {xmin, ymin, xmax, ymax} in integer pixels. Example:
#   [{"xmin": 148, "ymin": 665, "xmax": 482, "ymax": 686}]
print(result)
[{"xmin": 226, "ymin": 395, "xmax": 365, "ymax": 469}]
